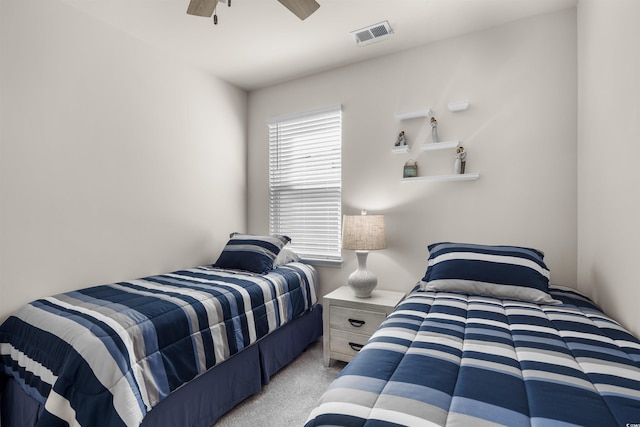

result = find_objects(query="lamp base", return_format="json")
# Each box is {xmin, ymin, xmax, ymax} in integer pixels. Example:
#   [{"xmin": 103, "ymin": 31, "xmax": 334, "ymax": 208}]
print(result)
[{"xmin": 347, "ymin": 251, "xmax": 377, "ymax": 298}]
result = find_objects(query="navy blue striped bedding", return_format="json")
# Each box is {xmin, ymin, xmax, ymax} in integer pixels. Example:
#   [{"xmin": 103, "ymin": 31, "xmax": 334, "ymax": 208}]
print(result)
[
  {"xmin": 0, "ymin": 262, "xmax": 318, "ymax": 427},
  {"xmin": 306, "ymin": 286, "xmax": 640, "ymax": 427}
]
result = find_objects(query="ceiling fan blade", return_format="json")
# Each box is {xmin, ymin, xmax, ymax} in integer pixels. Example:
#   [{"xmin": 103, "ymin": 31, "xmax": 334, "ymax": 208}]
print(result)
[
  {"xmin": 187, "ymin": 0, "xmax": 217, "ymax": 17},
  {"xmin": 277, "ymin": 0, "xmax": 320, "ymax": 20}
]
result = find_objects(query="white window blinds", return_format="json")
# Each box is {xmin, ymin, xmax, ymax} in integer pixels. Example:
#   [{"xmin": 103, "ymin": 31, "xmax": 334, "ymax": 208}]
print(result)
[{"xmin": 268, "ymin": 106, "xmax": 342, "ymax": 264}]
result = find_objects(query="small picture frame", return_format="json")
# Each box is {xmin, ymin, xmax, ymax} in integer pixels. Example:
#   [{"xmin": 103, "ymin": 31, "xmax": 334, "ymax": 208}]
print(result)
[{"xmin": 403, "ymin": 159, "xmax": 418, "ymax": 178}]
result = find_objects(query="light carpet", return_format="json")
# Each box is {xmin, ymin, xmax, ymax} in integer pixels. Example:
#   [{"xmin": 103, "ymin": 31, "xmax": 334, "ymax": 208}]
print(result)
[{"xmin": 214, "ymin": 341, "xmax": 346, "ymax": 426}]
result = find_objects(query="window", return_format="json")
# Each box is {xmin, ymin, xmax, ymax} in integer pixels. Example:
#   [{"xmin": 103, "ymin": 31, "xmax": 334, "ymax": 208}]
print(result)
[{"xmin": 268, "ymin": 106, "xmax": 342, "ymax": 265}]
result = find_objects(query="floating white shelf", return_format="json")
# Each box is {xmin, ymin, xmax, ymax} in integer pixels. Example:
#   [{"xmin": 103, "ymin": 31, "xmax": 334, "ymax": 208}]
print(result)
[
  {"xmin": 394, "ymin": 108, "xmax": 432, "ymax": 120},
  {"xmin": 401, "ymin": 173, "xmax": 480, "ymax": 183},
  {"xmin": 391, "ymin": 145, "xmax": 410, "ymax": 153},
  {"xmin": 448, "ymin": 101, "xmax": 470, "ymax": 112},
  {"xmin": 421, "ymin": 140, "xmax": 459, "ymax": 151}
]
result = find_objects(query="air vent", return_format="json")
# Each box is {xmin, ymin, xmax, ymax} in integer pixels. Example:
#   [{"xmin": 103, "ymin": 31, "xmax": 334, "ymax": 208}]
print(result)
[{"xmin": 351, "ymin": 21, "xmax": 393, "ymax": 46}]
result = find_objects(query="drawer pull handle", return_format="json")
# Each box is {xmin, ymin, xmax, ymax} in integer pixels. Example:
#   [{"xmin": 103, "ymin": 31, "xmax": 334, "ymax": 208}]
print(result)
[
  {"xmin": 348, "ymin": 318, "xmax": 365, "ymax": 327},
  {"xmin": 348, "ymin": 342, "xmax": 364, "ymax": 352}
]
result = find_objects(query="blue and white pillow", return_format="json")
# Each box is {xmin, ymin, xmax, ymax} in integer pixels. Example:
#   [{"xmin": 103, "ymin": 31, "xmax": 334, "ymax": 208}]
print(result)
[
  {"xmin": 421, "ymin": 242, "xmax": 559, "ymax": 304},
  {"xmin": 214, "ymin": 233, "xmax": 290, "ymax": 274}
]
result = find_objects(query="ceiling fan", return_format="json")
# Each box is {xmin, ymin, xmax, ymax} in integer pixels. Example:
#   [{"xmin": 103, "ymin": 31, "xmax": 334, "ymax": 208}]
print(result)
[{"xmin": 187, "ymin": 0, "xmax": 320, "ymax": 24}]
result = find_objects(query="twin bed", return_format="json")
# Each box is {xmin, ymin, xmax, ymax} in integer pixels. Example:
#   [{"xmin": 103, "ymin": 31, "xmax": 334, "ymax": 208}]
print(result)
[
  {"xmin": 306, "ymin": 243, "xmax": 640, "ymax": 427},
  {"xmin": 0, "ymin": 234, "xmax": 322, "ymax": 427},
  {"xmin": 2, "ymin": 239, "xmax": 639, "ymax": 427}
]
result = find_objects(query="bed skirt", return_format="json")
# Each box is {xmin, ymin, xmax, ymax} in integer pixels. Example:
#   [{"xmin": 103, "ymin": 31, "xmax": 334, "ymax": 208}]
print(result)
[{"xmin": 1, "ymin": 304, "xmax": 323, "ymax": 427}]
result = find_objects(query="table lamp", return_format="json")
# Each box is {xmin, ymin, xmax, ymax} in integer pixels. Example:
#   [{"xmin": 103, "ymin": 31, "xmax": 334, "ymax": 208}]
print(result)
[{"xmin": 342, "ymin": 210, "xmax": 386, "ymax": 298}]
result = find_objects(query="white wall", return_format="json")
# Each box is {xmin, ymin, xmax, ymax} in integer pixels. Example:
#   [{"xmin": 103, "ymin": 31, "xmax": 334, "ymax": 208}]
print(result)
[
  {"xmin": 0, "ymin": 0, "xmax": 248, "ymax": 321},
  {"xmin": 1, "ymin": 0, "xmax": 635, "ymax": 342},
  {"xmin": 577, "ymin": 0, "xmax": 640, "ymax": 336},
  {"xmin": 248, "ymin": 10, "xmax": 578, "ymax": 298}
]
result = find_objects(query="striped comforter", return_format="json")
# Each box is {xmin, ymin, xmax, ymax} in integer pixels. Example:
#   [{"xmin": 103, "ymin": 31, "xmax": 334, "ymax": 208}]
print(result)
[
  {"xmin": 0, "ymin": 262, "xmax": 318, "ymax": 427},
  {"xmin": 306, "ymin": 286, "xmax": 640, "ymax": 427}
]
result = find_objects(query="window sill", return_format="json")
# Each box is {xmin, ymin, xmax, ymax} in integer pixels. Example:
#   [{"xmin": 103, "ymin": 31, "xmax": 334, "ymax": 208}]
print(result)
[{"xmin": 300, "ymin": 258, "xmax": 343, "ymax": 268}]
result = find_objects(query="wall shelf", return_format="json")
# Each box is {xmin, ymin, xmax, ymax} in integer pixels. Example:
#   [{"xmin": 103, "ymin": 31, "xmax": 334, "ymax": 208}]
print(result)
[
  {"xmin": 421, "ymin": 140, "xmax": 459, "ymax": 151},
  {"xmin": 401, "ymin": 173, "xmax": 480, "ymax": 183},
  {"xmin": 394, "ymin": 108, "xmax": 432, "ymax": 121},
  {"xmin": 394, "ymin": 106, "xmax": 478, "ymax": 183},
  {"xmin": 448, "ymin": 101, "xmax": 470, "ymax": 112},
  {"xmin": 392, "ymin": 145, "xmax": 410, "ymax": 153}
]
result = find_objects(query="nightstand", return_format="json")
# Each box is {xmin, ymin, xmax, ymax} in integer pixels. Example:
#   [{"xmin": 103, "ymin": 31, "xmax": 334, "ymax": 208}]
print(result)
[{"xmin": 323, "ymin": 286, "xmax": 405, "ymax": 366}]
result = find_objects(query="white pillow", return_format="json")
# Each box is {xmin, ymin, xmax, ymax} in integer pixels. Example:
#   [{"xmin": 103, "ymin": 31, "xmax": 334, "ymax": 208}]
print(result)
[{"xmin": 273, "ymin": 248, "xmax": 300, "ymax": 267}]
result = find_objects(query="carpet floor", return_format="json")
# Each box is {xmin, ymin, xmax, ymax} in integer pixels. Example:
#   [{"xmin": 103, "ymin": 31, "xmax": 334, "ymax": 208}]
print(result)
[{"xmin": 214, "ymin": 341, "xmax": 346, "ymax": 426}]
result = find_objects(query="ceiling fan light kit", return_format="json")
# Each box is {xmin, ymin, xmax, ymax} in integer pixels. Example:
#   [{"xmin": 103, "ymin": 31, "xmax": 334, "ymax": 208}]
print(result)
[{"xmin": 186, "ymin": 0, "xmax": 319, "ymax": 23}]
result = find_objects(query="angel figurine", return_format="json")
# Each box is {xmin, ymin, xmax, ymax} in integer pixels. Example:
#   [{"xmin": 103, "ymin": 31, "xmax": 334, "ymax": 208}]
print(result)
[{"xmin": 430, "ymin": 117, "xmax": 439, "ymax": 143}]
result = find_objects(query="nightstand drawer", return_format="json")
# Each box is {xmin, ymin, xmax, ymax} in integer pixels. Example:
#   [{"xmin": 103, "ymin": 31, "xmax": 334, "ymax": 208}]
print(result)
[
  {"xmin": 330, "ymin": 329, "xmax": 370, "ymax": 357},
  {"xmin": 330, "ymin": 306, "xmax": 386, "ymax": 335}
]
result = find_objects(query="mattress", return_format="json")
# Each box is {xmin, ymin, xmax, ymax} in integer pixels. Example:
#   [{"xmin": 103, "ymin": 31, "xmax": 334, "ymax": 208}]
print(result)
[
  {"xmin": 305, "ymin": 286, "xmax": 640, "ymax": 427},
  {"xmin": 0, "ymin": 262, "xmax": 318, "ymax": 427}
]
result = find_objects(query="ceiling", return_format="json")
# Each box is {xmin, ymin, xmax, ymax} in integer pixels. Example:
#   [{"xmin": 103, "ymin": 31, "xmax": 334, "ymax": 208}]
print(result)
[{"xmin": 61, "ymin": 0, "xmax": 578, "ymax": 91}]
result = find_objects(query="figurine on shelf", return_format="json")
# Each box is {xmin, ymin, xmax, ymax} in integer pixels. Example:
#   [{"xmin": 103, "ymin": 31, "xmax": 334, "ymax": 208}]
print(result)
[
  {"xmin": 455, "ymin": 146, "xmax": 467, "ymax": 174},
  {"xmin": 430, "ymin": 117, "xmax": 439, "ymax": 143},
  {"xmin": 395, "ymin": 131, "xmax": 407, "ymax": 147}
]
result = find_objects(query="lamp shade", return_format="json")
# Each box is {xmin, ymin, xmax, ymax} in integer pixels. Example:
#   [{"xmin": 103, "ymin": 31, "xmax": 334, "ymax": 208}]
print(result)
[{"xmin": 342, "ymin": 214, "xmax": 386, "ymax": 250}]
